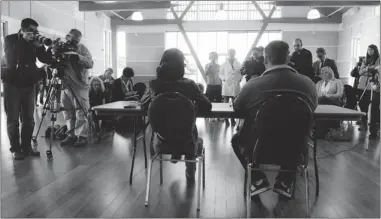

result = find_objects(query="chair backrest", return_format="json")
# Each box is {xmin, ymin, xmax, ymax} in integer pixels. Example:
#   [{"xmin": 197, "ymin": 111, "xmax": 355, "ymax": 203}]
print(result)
[
  {"xmin": 343, "ymin": 84, "xmax": 357, "ymax": 109},
  {"xmin": 148, "ymin": 92, "xmax": 196, "ymax": 145},
  {"xmin": 252, "ymin": 94, "xmax": 314, "ymax": 165}
]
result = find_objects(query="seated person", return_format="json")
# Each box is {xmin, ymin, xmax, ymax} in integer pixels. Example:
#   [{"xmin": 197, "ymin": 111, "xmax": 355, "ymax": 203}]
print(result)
[
  {"xmin": 315, "ymin": 67, "xmax": 344, "ymax": 139},
  {"xmin": 99, "ymin": 68, "xmax": 115, "ymax": 103},
  {"xmin": 145, "ymin": 48, "xmax": 212, "ymax": 182},
  {"xmin": 232, "ymin": 41, "xmax": 318, "ymax": 199},
  {"xmin": 112, "ymin": 67, "xmax": 137, "ymax": 102},
  {"xmin": 316, "ymin": 66, "xmax": 343, "ymax": 106},
  {"xmin": 89, "ymin": 77, "xmax": 105, "ymax": 133}
]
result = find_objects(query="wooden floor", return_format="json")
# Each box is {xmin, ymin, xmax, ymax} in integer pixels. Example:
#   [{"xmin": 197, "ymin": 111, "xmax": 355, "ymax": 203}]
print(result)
[{"xmin": 1, "ymin": 106, "xmax": 380, "ymax": 218}]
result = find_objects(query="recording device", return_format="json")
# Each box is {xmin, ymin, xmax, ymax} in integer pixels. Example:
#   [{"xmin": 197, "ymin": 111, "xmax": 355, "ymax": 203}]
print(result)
[
  {"xmin": 34, "ymin": 33, "xmax": 53, "ymax": 47},
  {"xmin": 357, "ymin": 56, "xmax": 365, "ymax": 66},
  {"xmin": 49, "ymin": 38, "xmax": 79, "ymax": 77}
]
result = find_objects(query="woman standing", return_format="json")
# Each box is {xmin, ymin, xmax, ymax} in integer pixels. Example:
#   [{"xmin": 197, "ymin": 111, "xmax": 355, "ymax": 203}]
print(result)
[
  {"xmin": 358, "ymin": 45, "xmax": 380, "ymax": 131},
  {"xmin": 219, "ymin": 49, "xmax": 242, "ymax": 126},
  {"xmin": 205, "ymin": 52, "xmax": 222, "ymax": 103}
]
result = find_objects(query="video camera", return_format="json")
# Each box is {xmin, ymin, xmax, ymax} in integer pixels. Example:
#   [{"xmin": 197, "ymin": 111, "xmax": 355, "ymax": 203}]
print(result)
[
  {"xmin": 34, "ymin": 33, "xmax": 53, "ymax": 47},
  {"xmin": 49, "ymin": 38, "xmax": 79, "ymax": 77}
]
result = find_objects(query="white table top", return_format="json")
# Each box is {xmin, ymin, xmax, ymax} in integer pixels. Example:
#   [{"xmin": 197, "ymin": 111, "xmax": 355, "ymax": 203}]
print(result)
[{"xmin": 93, "ymin": 101, "xmax": 365, "ymax": 120}]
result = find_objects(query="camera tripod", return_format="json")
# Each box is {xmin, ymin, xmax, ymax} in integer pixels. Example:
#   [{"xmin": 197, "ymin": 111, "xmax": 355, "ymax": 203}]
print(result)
[{"xmin": 32, "ymin": 72, "xmax": 101, "ymax": 159}]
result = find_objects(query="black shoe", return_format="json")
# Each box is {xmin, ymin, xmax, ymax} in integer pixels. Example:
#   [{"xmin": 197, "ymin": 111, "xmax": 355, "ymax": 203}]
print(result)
[
  {"xmin": 22, "ymin": 147, "xmax": 40, "ymax": 157},
  {"xmin": 250, "ymin": 177, "xmax": 271, "ymax": 198},
  {"xmin": 12, "ymin": 152, "xmax": 25, "ymax": 160},
  {"xmin": 273, "ymin": 179, "xmax": 294, "ymax": 198},
  {"xmin": 60, "ymin": 135, "xmax": 77, "ymax": 146},
  {"xmin": 74, "ymin": 136, "xmax": 87, "ymax": 147}
]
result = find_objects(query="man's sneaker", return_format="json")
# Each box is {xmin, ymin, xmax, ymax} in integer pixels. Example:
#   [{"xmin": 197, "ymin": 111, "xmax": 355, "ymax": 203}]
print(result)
[
  {"xmin": 273, "ymin": 179, "xmax": 294, "ymax": 198},
  {"xmin": 250, "ymin": 177, "xmax": 271, "ymax": 197},
  {"xmin": 74, "ymin": 136, "xmax": 87, "ymax": 147},
  {"xmin": 12, "ymin": 152, "xmax": 25, "ymax": 160},
  {"xmin": 60, "ymin": 135, "xmax": 77, "ymax": 146}
]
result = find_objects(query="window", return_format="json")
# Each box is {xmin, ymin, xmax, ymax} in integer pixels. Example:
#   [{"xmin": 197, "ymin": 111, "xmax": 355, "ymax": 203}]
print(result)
[
  {"xmin": 349, "ymin": 37, "xmax": 362, "ymax": 86},
  {"xmin": 103, "ymin": 30, "xmax": 112, "ymax": 76},
  {"xmin": 167, "ymin": 1, "xmax": 281, "ymax": 21},
  {"xmin": 375, "ymin": 5, "xmax": 380, "ymax": 16},
  {"xmin": 1, "ymin": 21, "xmax": 7, "ymax": 96},
  {"xmin": 165, "ymin": 31, "xmax": 282, "ymax": 85},
  {"xmin": 116, "ymin": 31, "xmax": 126, "ymax": 78}
]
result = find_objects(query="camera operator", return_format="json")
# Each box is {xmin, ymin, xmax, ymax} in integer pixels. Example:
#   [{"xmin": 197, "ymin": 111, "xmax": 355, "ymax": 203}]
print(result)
[
  {"xmin": 54, "ymin": 29, "xmax": 93, "ymax": 147},
  {"xmin": 2, "ymin": 18, "xmax": 53, "ymax": 160},
  {"xmin": 350, "ymin": 56, "xmax": 365, "ymax": 89},
  {"xmin": 358, "ymin": 44, "xmax": 380, "ymax": 132}
]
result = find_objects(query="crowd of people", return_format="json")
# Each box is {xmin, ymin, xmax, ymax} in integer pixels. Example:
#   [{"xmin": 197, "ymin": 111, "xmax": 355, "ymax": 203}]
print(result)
[{"xmin": 2, "ymin": 17, "xmax": 380, "ymax": 202}]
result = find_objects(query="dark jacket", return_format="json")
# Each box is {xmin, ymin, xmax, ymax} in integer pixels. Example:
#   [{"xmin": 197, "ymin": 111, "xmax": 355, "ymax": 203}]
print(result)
[
  {"xmin": 2, "ymin": 33, "xmax": 53, "ymax": 87},
  {"xmin": 290, "ymin": 48, "xmax": 314, "ymax": 80},
  {"xmin": 241, "ymin": 56, "xmax": 266, "ymax": 82},
  {"xmin": 234, "ymin": 65, "xmax": 318, "ymax": 155},
  {"xmin": 112, "ymin": 78, "xmax": 134, "ymax": 102},
  {"xmin": 149, "ymin": 77, "xmax": 212, "ymax": 113},
  {"xmin": 313, "ymin": 58, "xmax": 340, "ymax": 82},
  {"xmin": 350, "ymin": 65, "xmax": 361, "ymax": 89}
]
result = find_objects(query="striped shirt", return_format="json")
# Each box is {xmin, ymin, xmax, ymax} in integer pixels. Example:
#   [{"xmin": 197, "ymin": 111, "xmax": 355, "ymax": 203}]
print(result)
[{"xmin": 205, "ymin": 63, "xmax": 221, "ymax": 85}]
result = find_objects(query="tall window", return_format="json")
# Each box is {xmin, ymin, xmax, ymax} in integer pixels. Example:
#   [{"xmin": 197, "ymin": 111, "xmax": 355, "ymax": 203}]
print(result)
[
  {"xmin": 116, "ymin": 31, "xmax": 126, "ymax": 78},
  {"xmin": 168, "ymin": 1, "xmax": 281, "ymax": 21},
  {"xmin": 349, "ymin": 37, "xmax": 362, "ymax": 85},
  {"xmin": 103, "ymin": 30, "xmax": 112, "ymax": 73},
  {"xmin": 165, "ymin": 31, "xmax": 282, "ymax": 84}
]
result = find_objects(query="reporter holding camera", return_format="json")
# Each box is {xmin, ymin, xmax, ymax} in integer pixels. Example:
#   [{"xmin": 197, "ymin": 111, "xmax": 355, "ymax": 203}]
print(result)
[
  {"xmin": 2, "ymin": 18, "xmax": 53, "ymax": 160},
  {"xmin": 357, "ymin": 45, "xmax": 380, "ymax": 132},
  {"xmin": 56, "ymin": 29, "xmax": 93, "ymax": 147}
]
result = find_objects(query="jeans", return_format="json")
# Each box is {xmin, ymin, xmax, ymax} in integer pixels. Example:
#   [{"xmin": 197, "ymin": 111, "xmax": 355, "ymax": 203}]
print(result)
[
  {"xmin": 206, "ymin": 85, "xmax": 222, "ymax": 103},
  {"xmin": 3, "ymin": 83, "xmax": 36, "ymax": 152},
  {"xmin": 61, "ymin": 89, "xmax": 90, "ymax": 138},
  {"xmin": 370, "ymin": 91, "xmax": 380, "ymax": 135},
  {"xmin": 231, "ymin": 133, "xmax": 296, "ymax": 184}
]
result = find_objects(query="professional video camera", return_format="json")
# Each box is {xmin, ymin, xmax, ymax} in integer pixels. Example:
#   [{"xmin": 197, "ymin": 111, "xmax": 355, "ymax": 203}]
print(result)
[{"xmin": 49, "ymin": 38, "xmax": 79, "ymax": 77}]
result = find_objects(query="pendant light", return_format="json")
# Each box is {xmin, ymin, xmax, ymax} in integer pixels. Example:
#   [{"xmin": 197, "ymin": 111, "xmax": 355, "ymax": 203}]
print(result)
[
  {"xmin": 307, "ymin": 8, "xmax": 321, "ymax": 20},
  {"xmin": 131, "ymin": 11, "xmax": 143, "ymax": 21}
]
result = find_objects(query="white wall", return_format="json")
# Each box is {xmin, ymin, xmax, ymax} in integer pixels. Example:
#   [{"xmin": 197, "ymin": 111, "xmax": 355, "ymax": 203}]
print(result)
[
  {"xmin": 337, "ymin": 6, "xmax": 380, "ymax": 83},
  {"xmin": 1, "ymin": 1, "xmax": 111, "ymax": 75}
]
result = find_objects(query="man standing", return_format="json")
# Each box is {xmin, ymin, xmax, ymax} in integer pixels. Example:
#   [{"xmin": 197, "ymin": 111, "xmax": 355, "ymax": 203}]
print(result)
[
  {"xmin": 290, "ymin": 38, "xmax": 314, "ymax": 80},
  {"xmin": 2, "ymin": 18, "xmax": 53, "ymax": 160},
  {"xmin": 240, "ymin": 46, "xmax": 266, "ymax": 82},
  {"xmin": 57, "ymin": 29, "xmax": 93, "ymax": 147},
  {"xmin": 232, "ymin": 40, "xmax": 318, "ymax": 199},
  {"xmin": 313, "ymin": 47, "xmax": 340, "ymax": 83}
]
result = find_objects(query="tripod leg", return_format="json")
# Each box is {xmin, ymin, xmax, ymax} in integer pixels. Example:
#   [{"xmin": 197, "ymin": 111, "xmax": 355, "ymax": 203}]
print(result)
[{"xmin": 46, "ymin": 113, "xmax": 55, "ymax": 159}]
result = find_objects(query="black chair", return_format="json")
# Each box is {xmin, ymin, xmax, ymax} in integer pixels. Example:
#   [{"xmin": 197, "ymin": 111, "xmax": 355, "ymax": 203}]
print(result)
[
  {"xmin": 145, "ymin": 92, "xmax": 205, "ymax": 211},
  {"xmin": 243, "ymin": 94, "xmax": 317, "ymax": 218}
]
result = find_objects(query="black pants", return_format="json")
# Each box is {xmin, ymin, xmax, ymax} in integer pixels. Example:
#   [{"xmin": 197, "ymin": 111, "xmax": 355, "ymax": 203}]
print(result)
[
  {"xmin": 231, "ymin": 134, "xmax": 296, "ymax": 183},
  {"xmin": 370, "ymin": 91, "xmax": 380, "ymax": 135},
  {"xmin": 206, "ymin": 84, "xmax": 222, "ymax": 103},
  {"xmin": 3, "ymin": 83, "xmax": 35, "ymax": 152},
  {"xmin": 358, "ymin": 89, "xmax": 371, "ymax": 125}
]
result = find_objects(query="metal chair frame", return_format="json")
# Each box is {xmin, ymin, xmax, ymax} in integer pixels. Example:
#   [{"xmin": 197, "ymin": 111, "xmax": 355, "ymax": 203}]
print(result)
[
  {"xmin": 144, "ymin": 92, "xmax": 206, "ymax": 212},
  {"xmin": 243, "ymin": 95, "xmax": 318, "ymax": 218}
]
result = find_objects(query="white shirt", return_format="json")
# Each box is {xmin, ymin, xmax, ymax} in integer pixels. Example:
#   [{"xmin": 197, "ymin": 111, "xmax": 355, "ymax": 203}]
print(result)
[{"xmin": 319, "ymin": 80, "xmax": 332, "ymax": 95}]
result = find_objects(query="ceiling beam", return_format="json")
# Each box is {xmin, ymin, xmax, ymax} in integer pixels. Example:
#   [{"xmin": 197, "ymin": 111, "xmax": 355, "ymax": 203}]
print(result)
[
  {"xmin": 326, "ymin": 7, "xmax": 345, "ymax": 17},
  {"xmin": 272, "ymin": 1, "xmax": 379, "ymax": 7},
  {"xmin": 265, "ymin": 16, "xmax": 342, "ymax": 23},
  {"xmin": 78, "ymin": 1, "xmax": 171, "ymax": 12}
]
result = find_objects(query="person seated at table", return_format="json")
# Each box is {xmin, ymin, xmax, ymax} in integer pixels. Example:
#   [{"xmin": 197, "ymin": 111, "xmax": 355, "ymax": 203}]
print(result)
[
  {"xmin": 89, "ymin": 76, "xmax": 105, "ymax": 133},
  {"xmin": 99, "ymin": 68, "xmax": 115, "ymax": 103},
  {"xmin": 315, "ymin": 66, "xmax": 344, "ymax": 139},
  {"xmin": 112, "ymin": 67, "xmax": 138, "ymax": 102},
  {"xmin": 232, "ymin": 40, "xmax": 318, "ymax": 199},
  {"xmin": 145, "ymin": 48, "xmax": 212, "ymax": 182}
]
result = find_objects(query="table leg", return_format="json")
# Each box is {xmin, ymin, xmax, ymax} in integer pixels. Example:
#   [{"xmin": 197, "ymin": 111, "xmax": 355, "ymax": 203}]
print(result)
[
  {"xmin": 130, "ymin": 116, "xmax": 138, "ymax": 184},
  {"xmin": 313, "ymin": 126, "xmax": 319, "ymax": 197}
]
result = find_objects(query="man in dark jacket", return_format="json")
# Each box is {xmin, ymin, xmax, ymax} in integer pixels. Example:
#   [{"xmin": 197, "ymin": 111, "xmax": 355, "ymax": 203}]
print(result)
[
  {"xmin": 312, "ymin": 47, "xmax": 340, "ymax": 83},
  {"xmin": 241, "ymin": 47, "xmax": 266, "ymax": 82},
  {"xmin": 290, "ymin": 38, "xmax": 314, "ymax": 80},
  {"xmin": 2, "ymin": 18, "xmax": 53, "ymax": 160},
  {"xmin": 232, "ymin": 40, "xmax": 318, "ymax": 199}
]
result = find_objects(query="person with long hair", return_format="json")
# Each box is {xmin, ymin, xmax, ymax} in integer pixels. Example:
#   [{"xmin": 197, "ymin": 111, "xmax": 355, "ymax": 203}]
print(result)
[
  {"xmin": 147, "ymin": 48, "xmax": 212, "ymax": 183},
  {"xmin": 89, "ymin": 77, "xmax": 105, "ymax": 133},
  {"xmin": 357, "ymin": 44, "xmax": 380, "ymax": 132}
]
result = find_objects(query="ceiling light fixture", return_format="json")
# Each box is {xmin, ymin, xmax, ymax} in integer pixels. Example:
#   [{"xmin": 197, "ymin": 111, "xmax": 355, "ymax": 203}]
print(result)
[
  {"xmin": 216, "ymin": 3, "xmax": 227, "ymax": 20},
  {"xmin": 131, "ymin": 11, "xmax": 143, "ymax": 21},
  {"xmin": 307, "ymin": 8, "xmax": 321, "ymax": 20}
]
